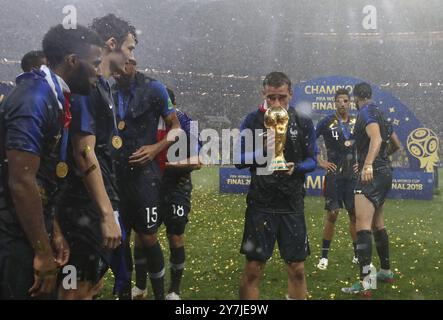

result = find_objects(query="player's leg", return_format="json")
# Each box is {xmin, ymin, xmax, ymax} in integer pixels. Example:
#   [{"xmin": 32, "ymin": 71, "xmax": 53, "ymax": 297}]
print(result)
[
  {"xmin": 372, "ymin": 204, "xmax": 394, "ymax": 282},
  {"xmin": 279, "ymin": 213, "xmax": 310, "ymax": 300},
  {"xmin": 132, "ymin": 234, "xmax": 148, "ymax": 299},
  {"xmin": 164, "ymin": 203, "xmax": 190, "ymax": 300},
  {"xmin": 166, "ymin": 233, "xmax": 185, "ymax": 300},
  {"xmin": 132, "ymin": 176, "xmax": 165, "ymax": 300},
  {"xmin": 318, "ymin": 174, "xmax": 341, "ymax": 270},
  {"xmin": 347, "ymin": 208, "xmax": 358, "ymax": 263},
  {"xmin": 341, "ymin": 193, "xmax": 374, "ymax": 295},
  {"xmin": 287, "ymin": 262, "xmax": 307, "ymax": 300},
  {"xmin": 345, "ymin": 176, "xmax": 359, "ymax": 263},
  {"xmin": 239, "ymin": 209, "xmax": 276, "ymax": 300},
  {"xmin": 318, "ymin": 209, "xmax": 339, "ymax": 270},
  {"xmin": 137, "ymin": 231, "xmax": 165, "ymax": 300},
  {"xmin": 355, "ymin": 194, "xmax": 375, "ymax": 277},
  {"xmin": 57, "ymin": 204, "xmax": 111, "ymax": 300},
  {"xmin": 239, "ymin": 260, "xmax": 266, "ymax": 300},
  {"xmin": 115, "ymin": 202, "xmax": 135, "ymax": 300}
]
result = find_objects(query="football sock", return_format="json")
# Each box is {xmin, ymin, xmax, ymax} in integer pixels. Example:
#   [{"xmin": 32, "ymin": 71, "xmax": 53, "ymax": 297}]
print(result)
[
  {"xmin": 321, "ymin": 239, "xmax": 331, "ymax": 259},
  {"xmin": 357, "ymin": 230, "xmax": 373, "ymax": 280},
  {"xmin": 134, "ymin": 246, "xmax": 148, "ymax": 291},
  {"xmin": 169, "ymin": 246, "xmax": 185, "ymax": 295},
  {"xmin": 374, "ymin": 228, "xmax": 391, "ymax": 270},
  {"xmin": 146, "ymin": 241, "xmax": 165, "ymax": 300}
]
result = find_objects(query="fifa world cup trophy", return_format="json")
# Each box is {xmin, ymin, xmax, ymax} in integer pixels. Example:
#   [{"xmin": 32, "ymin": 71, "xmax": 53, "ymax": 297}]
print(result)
[{"xmin": 264, "ymin": 106, "xmax": 290, "ymax": 171}]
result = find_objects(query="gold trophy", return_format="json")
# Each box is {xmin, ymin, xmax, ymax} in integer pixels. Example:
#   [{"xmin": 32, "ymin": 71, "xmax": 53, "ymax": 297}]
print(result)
[{"xmin": 264, "ymin": 106, "xmax": 290, "ymax": 171}]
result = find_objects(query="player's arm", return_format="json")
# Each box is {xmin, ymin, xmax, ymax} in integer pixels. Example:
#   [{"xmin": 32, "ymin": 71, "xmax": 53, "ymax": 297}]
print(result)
[
  {"xmin": 129, "ymin": 82, "xmax": 180, "ymax": 165},
  {"xmin": 129, "ymin": 112, "xmax": 180, "ymax": 165},
  {"xmin": 166, "ymin": 112, "xmax": 202, "ymax": 171},
  {"xmin": 387, "ymin": 131, "xmax": 401, "ymax": 155},
  {"xmin": 314, "ymin": 118, "xmax": 337, "ymax": 172},
  {"xmin": 7, "ymin": 150, "xmax": 58, "ymax": 297},
  {"xmin": 71, "ymin": 133, "xmax": 121, "ymax": 249},
  {"xmin": 291, "ymin": 117, "xmax": 318, "ymax": 175},
  {"xmin": 52, "ymin": 216, "xmax": 70, "ymax": 267},
  {"xmin": 234, "ymin": 112, "xmax": 268, "ymax": 169},
  {"xmin": 70, "ymin": 94, "xmax": 121, "ymax": 249},
  {"xmin": 361, "ymin": 122, "xmax": 382, "ymax": 183}
]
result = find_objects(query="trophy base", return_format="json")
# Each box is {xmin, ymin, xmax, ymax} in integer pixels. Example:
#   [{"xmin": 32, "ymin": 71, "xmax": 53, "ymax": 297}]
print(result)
[{"xmin": 269, "ymin": 159, "xmax": 289, "ymax": 172}]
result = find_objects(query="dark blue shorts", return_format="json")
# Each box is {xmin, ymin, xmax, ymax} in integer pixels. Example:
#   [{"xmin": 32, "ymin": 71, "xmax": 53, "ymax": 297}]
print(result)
[
  {"xmin": 118, "ymin": 168, "xmax": 161, "ymax": 235},
  {"xmin": 57, "ymin": 202, "xmax": 112, "ymax": 285},
  {"xmin": 159, "ymin": 202, "xmax": 190, "ymax": 236},
  {"xmin": 324, "ymin": 173, "xmax": 357, "ymax": 212},
  {"xmin": 240, "ymin": 208, "xmax": 310, "ymax": 263},
  {"xmin": 354, "ymin": 167, "xmax": 393, "ymax": 209}
]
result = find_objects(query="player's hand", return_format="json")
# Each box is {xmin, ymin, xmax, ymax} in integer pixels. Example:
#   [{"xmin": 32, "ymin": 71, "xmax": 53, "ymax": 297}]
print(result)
[
  {"xmin": 129, "ymin": 145, "xmax": 159, "ymax": 165},
  {"xmin": 52, "ymin": 233, "xmax": 70, "ymax": 267},
  {"xmin": 285, "ymin": 162, "xmax": 296, "ymax": 176},
  {"xmin": 101, "ymin": 213, "xmax": 122, "ymax": 250},
  {"xmin": 29, "ymin": 253, "xmax": 59, "ymax": 298},
  {"xmin": 320, "ymin": 161, "xmax": 337, "ymax": 173},
  {"xmin": 361, "ymin": 163, "xmax": 374, "ymax": 183}
]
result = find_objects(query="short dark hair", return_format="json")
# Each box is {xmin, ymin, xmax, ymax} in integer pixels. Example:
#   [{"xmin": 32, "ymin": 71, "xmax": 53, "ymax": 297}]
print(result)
[
  {"xmin": 21, "ymin": 50, "xmax": 46, "ymax": 72},
  {"xmin": 90, "ymin": 14, "xmax": 138, "ymax": 46},
  {"xmin": 42, "ymin": 24, "xmax": 103, "ymax": 67},
  {"xmin": 166, "ymin": 87, "xmax": 176, "ymax": 105},
  {"xmin": 263, "ymin": 72, "xmax": 292, "ymax": 91},
  {"xmin": 353, "ymin": 82, "xmax": 372, "ymax": 99},
  {"xmin": 335, "ymin": 88, "xmax": 350, "ymax": 101}
]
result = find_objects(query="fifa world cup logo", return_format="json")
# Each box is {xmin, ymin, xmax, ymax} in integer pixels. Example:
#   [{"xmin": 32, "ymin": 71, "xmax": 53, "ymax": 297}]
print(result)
[
  {"xmin": 264, "ymin": 106, "xmax": 290, "ymax": 171},
  {"xmin": 407, "ymin": 128, "xmax": 440, "ymax": 173}
]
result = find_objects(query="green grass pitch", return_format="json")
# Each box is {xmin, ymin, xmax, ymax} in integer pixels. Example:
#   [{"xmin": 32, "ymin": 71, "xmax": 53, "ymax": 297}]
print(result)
[{"xmin": 100, "ymin": 167, "xmax": 443, "ymax": 300}]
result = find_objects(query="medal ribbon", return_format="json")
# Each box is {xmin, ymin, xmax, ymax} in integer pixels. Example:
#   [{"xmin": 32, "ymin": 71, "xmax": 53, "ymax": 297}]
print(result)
[
  {"xmin": 337, "ymin": 116, "xmax": 351, "ymax": 141},
  {"xmin": 50, "ymin": 71, "xmax": 70, "ymax": 164}
]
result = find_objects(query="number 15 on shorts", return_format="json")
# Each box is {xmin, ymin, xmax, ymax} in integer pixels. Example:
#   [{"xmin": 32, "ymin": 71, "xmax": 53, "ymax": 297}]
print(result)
[{"xmin": 146, "ymin": 207, "xmax": 158, "ymax": 229}]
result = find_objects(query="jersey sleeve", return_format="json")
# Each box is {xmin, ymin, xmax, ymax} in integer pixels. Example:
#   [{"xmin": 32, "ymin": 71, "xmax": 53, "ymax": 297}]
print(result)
[
  {"xmin": 5, "ymin": 92, "xmax": 52, "ymax": 156},
  {"xmin": 234, "ymin": 111, "xmax": 265, "ymax": 169},
  {"xmin": 361, "ymin": 106, "xmax": 378, "ymax": 127},
  {"xmin": 149, "ymin": 81, "xmax": 175, "ymax": 118},
  {"xmin": 296, "ymin": 117, "xmax": 318, "ymax": 173}
]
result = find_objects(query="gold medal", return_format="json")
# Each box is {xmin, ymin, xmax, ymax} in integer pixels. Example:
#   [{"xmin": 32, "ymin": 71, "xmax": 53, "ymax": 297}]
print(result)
[
  {"xmin": 112, "ymin": 136, "xmax": 123, "ymax": 149},
  {"xmin": 345, "ymin": 140, "xmax": 351, "ymax": 147},
  {"xmin": 56, "ymin": 162, "xmax": 69, "ymax": 178},
  {"xmin": 118, "ymin": 120, "xmax": 126, "ymax": 131}
]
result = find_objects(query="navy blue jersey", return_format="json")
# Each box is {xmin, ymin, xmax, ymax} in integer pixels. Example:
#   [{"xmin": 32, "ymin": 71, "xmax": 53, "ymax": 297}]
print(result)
[
  {"xmin": 113, "ymin": 72, "xmax": 175, "ymax": 178},
  {"xmin": 354, "ymin": 103, "xmax": 393, "ymax": 169},
  {"xmin": 236, "ymin": 106, "xmax": 317, "ymax": 213},
  {"xmin": 161, "ymin": 109, "xmax": 199, "ymax": 208},
  {"xmin": 316, "ymin": 113, "xmax": 357, "ymax": 175},
  {"xmin": 0, "ymin": 69, "xmax": 64, "ymax": 238},
  {"xmin": 58, "ymin": 76, "xmax": 119, "ymax": 204}
]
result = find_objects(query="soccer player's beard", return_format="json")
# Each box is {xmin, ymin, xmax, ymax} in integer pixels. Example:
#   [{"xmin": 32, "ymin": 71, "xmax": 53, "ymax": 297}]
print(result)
[
  {"xmin": 117, "ymin": 69, "xmax": 136, "ymax": 90},
  {"xmin": 68, "ymin": 62, "xmax": 94, "ymax": 96}
]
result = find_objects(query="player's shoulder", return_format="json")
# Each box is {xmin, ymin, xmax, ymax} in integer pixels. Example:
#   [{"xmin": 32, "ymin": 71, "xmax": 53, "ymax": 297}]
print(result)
[
  {"xmin": 138, "ymin": 72, "xmax": 166, "ymax": 93},
  {"xmin": 318, "ymin": 113, "xmax": 335, "ymax": 125},
  {"xmin": 360, "ymin": 103, "xmax": 382, "ymax": 122},
  {"xmin": 241, "ymin": 109, "xmax": 260, "ymax": 129},
  {"xmin": 291, "ymin": 108, "xmax": 315, "ymax": 130},
  {"xmin": 5, "ymin": 72, "xmax": 54, "ymax": 112}
]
